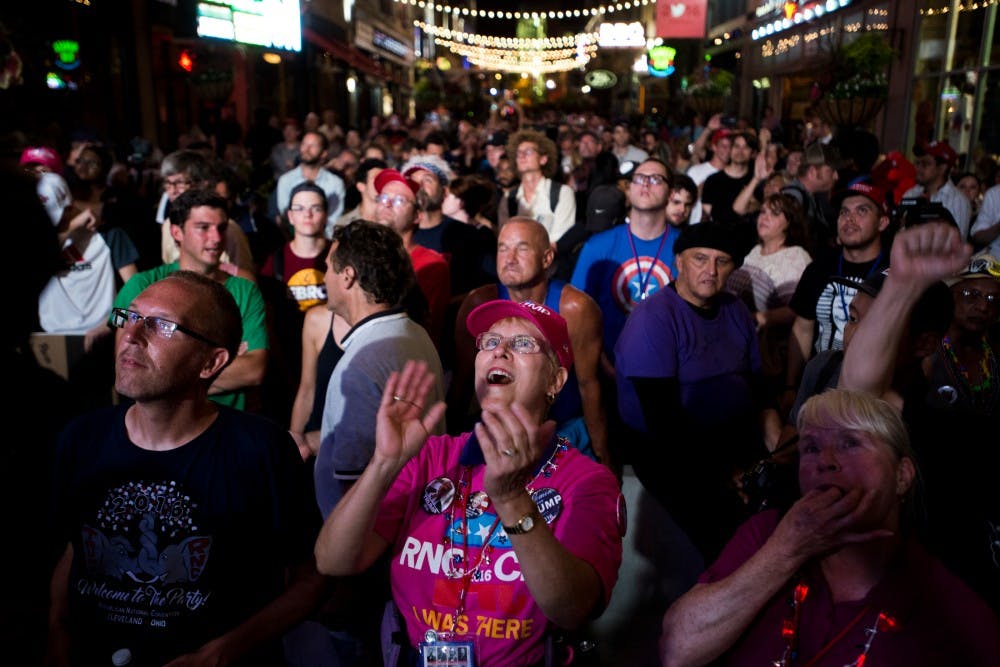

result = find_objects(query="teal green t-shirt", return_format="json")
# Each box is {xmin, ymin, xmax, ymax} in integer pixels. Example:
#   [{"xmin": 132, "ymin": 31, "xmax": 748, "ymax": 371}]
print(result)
[{"xmin": 111, "ymin": 263, "xmax": 269, "ymax": 410}]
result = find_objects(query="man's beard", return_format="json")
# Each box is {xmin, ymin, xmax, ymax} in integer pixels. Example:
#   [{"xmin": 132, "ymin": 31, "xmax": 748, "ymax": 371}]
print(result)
[
  {"xmin": 417, "ymin": 189, "xmax": 443, "ymax": 212},
  {"xmin": 301, "ymin": 153, "xmax": 323, "ymax": 168}
]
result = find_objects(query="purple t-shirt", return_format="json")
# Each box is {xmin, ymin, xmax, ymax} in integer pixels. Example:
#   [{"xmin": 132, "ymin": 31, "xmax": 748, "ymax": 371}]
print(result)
[
  {"xmin": 614, "ymin": 285, "xmax": 760, "ymax": 432},
  {"xmin": 374, "ymin": 432, "xmax": 624, "ymax": 666},
  {"xmin": 698, "ymin": 510, "xmax": 1000, "ymax": 666}
]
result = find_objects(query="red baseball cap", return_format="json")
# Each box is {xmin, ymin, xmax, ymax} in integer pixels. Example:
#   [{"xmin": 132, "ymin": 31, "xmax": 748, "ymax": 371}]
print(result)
[
  {"xmin": 710, "ymin": 129, "xmax": 732, "ymax": 145},
  {"xmin": 914, "ymin": 140, "xmax": 958, "ymax": 169},
  {"xmin": 832, "ymin": 181, "xmax": 889, "ymax": 215},
  {"xmin": 373, "ymin": 168, "xmax": 419, "ymax": 195},
  {"xmin": 20, "ymin": 146, "xmax": 63, "ymax": 173},
  {"xmin": 466, "ymin": 299, "xmax": 573, "ymax": 370}
]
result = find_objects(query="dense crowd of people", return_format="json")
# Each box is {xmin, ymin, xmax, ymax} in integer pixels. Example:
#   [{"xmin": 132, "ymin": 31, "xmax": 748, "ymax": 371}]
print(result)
[{"xmin": 6, "ymin": 101, "xmax": 1000, "ymax": 666}]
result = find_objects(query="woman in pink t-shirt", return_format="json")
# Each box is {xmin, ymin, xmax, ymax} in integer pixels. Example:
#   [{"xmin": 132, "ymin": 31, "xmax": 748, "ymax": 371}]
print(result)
[{"xmin": 315, "ymin": 300, "xmax": 623, "ymax": 666}]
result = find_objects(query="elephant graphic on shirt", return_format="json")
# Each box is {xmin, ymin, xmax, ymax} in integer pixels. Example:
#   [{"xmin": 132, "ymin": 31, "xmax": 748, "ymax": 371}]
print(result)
[
  {"xmin": 81, "ymin": 524, "xmax": 139, "ymax": 580},
  {"xmin": 81, "ymin": 512, "xmax": 211, "ymax": 583}
]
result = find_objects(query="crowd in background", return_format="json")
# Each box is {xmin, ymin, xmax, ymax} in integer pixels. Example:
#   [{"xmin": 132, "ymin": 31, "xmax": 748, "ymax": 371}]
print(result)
[{"xmin": 6, "ymin": 98, "xmax": 1000, "ymax": 666}]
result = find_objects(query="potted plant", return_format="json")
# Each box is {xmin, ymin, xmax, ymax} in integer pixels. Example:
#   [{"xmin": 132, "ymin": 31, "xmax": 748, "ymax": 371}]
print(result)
[
  {"xmin": 813, "ymin": 33, "xmax": 895, "ymax": 128},
  {"xmin": 684, "ymin": 66, "xmax": 735, "ymax": 117}
]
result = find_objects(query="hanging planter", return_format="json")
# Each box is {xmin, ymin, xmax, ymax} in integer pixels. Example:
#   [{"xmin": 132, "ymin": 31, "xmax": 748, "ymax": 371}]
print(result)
[
  {"xmin": 687, "ymin": 94, "xmax": 729, "ymax": 117},
  {"xmin": 813, "ymin": 33, "xmax": 894, "ymax": 128},
  {"xmin": 683, "ymin": 67, "xmax": 735, "ymax": 118},
  {"xmin": 814, "ymin": 96, "xmax": 885, "ymax": 128}
]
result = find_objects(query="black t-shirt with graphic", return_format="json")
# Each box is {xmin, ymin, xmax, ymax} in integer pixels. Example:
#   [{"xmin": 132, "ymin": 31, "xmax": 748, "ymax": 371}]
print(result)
[
  {"xmin": 52, "ymin": 405, "xmax": 318, "ymax": 666},
  {"xmin": 789, "ymin": 247, "xmax": 890, "ymax": 354}
]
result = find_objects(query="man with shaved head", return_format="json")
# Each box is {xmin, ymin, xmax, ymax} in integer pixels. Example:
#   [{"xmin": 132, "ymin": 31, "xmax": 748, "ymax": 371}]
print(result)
[{"xmin": 452, "ymin": 217, "xmax": 609, "ymax": 465}]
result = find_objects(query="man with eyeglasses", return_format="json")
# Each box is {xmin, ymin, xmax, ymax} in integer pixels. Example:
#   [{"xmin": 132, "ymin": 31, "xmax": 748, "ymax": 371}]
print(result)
[
  {"xmin": 259, "ymin": 182, "xmax": 332, "ymax": 412},
  {"xmin": 832, "ymin": 222, "xmax": 1000, "ymax": 612},
  {"xmin": 927, "ymin": 251, "xmax": 1000, "ymax": 416},
  {"xmin": 261, "ymin": 182, "xmax": 330, "ymax": 312},
  {"xmin": 403, "ymin": 155, "xmax": 497, "ymax": 298},
  {"xmin": 785, "ymin": 182, "xmax": 891, "ymax": 408},
  {"xmin": 496, "ymin": 130, "xmax": 576, "ymax": 243},
  {"xmin": 571, "ymin": 158, "xmax": 682, "ymax": 368},
  {"xmin": 113, "ymin": 190, "xmax": 268, "ymax": 411},
  {"xmin": 157, "ymin": 149, "xmax": 254, "ymax": 275},
  {"xmin": 373, "ymin": 168, "xmax": 451, "ymax": 350},
  {"xmin": 49, "ymin": 270, "xmax": 326, "ymax": 667},
  {"xmin": 274, "ymin": 130, "xmax": 346, "ymax": 236}
]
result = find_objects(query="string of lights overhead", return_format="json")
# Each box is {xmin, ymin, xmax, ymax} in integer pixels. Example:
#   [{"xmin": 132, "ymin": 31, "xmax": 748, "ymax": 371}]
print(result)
[
  {"xmin": 431, "ymin": 37, "xmax": 595, "ymax": 73},
  {"xmin": 921, "ymin": 0, "xmax": 1000, "ymax": 15},
  {"xmin": 434, "ymin": 41, "xmax": 598, "ymax": 62},
  {"xmin": 414, "ymin": 21, "xmax": 598, "ymax": 49},
  {"xmin": 396, "ymin": 0, "xmax": 652, "ymax": 20}
]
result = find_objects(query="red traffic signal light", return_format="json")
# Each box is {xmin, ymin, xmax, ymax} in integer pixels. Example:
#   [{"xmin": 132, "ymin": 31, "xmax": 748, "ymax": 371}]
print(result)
[{"xmin": 178, "ymin": 49, "xmax": 194, "ymax": 72}]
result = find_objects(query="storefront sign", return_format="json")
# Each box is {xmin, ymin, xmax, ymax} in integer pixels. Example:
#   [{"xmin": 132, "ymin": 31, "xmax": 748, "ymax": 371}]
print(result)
[
  {"xmin": 647, "ymin": 45, "xmax": 676, "ymax": 77},
  {"xmin": 755, "ymin": 0, "xmax": 787, "ymax": 18},
  {"xmin": 196, "ymin": 1, "xmax": 301, "ymax": 52},
  {"xmin": 374, "ymin": 29, "xmax": 409, "ymax": 58},
  {"xmin": 585, "ymin": 69, "xmax": 618, "ymax": 89},
  {"xmin": 356, "ymin": 22, "xmax": 413, "ymax": 65},
  {"xmin": 655, "ymin": 0, "xmax": 707, "ymax": 39},
  {"xmin": 598, "ymin": 22, "xmax": 646, "ymax": 48},
  {"xmin": 53, "ymin": 40, "xmax": 80, "ymax": 70}
]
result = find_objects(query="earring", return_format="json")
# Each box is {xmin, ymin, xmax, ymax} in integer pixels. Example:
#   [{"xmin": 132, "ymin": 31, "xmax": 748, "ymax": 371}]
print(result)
[{"xmin": 546, "ymin": 392, "xmax": 556, "ymax": 405}]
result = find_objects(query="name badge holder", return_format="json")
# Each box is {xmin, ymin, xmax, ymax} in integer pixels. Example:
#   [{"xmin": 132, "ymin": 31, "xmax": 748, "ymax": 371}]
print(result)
[{"xmin": 418, "ymin": 632, "xmax": 474, "ymax": 667}]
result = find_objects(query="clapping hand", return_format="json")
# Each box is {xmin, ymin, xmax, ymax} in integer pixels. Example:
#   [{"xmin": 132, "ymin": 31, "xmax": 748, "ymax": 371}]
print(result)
[
  {"xmin": 374, "ymin": 360, "xmax": 446, "ymax": 470},
  {"xmin": 476, "ymin": 402, "xmax": 556, "ymax": 504}
]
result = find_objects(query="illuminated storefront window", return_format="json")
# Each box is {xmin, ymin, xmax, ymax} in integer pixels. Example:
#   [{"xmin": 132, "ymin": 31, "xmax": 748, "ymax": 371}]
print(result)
[{"xmin": 912, "ymin": 0, "xmax": 1000, "ymax": 167}]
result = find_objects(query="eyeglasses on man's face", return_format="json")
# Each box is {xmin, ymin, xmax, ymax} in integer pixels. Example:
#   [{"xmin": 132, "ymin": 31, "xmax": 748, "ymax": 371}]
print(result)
[
  {"xmin": 111, "ymin": 307, "xmax": 225, "ymax": 348},
  {"xmin": 163, "ymin": 177, "xmax": 193, "ymax": 190},
  {"xmin": 475, "ymin": 332, "xmax": 545, "ymax": 355},
  {"xmin": 377, "ymin": 193, "xmax": 415, "ymax": 209},
  {"xmin": 631, "ymin": 173, "xmax": 668, "ymax": 187},
  {"xmin": 958, "ymin": 288, "xmax": 1000, "ymax": 306}
]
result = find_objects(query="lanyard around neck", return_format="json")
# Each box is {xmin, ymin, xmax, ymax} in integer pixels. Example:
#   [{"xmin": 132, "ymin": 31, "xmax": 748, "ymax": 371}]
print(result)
[{"xmin": 626, "ymin": 223, "xmax": 670, "ymax": 302}]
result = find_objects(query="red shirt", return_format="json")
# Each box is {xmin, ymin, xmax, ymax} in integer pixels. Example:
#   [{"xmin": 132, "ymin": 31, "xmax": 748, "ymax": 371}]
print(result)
[{"xmin": 699, "ymin": 510, "xmax": 1000, "ymax": 666}]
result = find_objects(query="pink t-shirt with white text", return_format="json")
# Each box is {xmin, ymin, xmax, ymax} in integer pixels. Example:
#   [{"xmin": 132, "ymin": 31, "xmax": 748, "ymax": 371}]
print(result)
[{"xmin": 374, "ymin": 432, "xmax": 624, "ymax": 666}]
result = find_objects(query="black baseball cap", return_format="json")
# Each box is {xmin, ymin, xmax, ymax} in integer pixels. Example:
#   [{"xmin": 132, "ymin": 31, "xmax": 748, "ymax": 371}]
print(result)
[{"xmin": 486, "ymin": 131, "xmax": 509, "ymax": 147}]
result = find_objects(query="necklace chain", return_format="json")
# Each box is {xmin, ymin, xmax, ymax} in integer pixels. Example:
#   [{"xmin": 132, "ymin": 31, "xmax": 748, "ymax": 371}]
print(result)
[
  {"xmin": 942, "ymin": 335, "xmax": 995, "ymax": 394},
  {"xmin": 774, "ymin": 578, "xmax": 899, "ymax": 667},
  {"xmin": 434, "ymin": 437, "xmax": 569, "ymax": 639}
]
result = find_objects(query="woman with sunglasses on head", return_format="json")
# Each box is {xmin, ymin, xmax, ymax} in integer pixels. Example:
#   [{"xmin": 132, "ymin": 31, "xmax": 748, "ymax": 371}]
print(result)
[{"xmin": 314, "ymin": 300, "xmax": 624, "ymax": 667}]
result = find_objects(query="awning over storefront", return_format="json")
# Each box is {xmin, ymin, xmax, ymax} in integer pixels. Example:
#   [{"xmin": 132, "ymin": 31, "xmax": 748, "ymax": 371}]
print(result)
[{"xmin": 303, "ymin": 27, "xmax": 387, "ymax": 79}]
